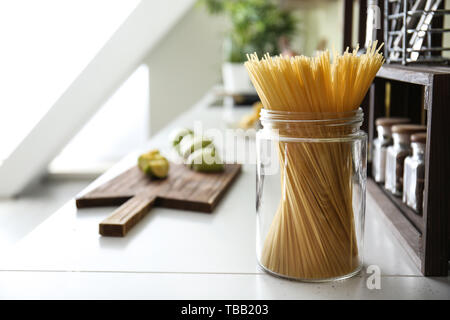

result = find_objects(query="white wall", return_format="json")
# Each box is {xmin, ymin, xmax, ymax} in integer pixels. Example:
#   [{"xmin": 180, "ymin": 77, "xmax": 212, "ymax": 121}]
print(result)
[
  {"xmin": 444, "ymin": 0, "xmax": 450, "ymax": 58},
  {"xmin": 0, "ymin": 0, "xmax": 196, "ymax": 197},
  {"xmin": 295, "ymin": 0, "xmax": 344, "ymax": 56},
  {"xmin": 144, "ymin": 6, "xmax": 228, "ymax": 135}
]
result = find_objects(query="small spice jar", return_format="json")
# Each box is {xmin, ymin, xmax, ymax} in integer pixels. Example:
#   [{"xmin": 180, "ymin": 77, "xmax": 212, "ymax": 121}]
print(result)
[
  {"xmin": 385, "ymin": 124, "xmax": 426, "ymax": 196},
  {"xmin": 372, "ymin": 117, "xmax": 410, "ymax": 183},
  {"xmin": 403, "ymin": 133, "xmax": 426, "ymax": 214}
]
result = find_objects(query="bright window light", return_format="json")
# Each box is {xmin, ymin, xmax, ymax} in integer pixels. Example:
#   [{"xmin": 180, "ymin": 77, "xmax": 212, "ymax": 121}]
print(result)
[
  {"xmin": 49, "ymin": 65, "xmax": 149, "ymax": 175},
  {"xmin": 0, "ymin": 0, "xmax": 140, "ymax": 161}
]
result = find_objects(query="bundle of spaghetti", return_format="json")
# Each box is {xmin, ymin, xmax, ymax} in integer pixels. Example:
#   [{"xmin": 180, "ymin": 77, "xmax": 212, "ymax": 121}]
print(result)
[{"xmin": 246, "ymin": 42, "xmax": 384, "ymax": 279}]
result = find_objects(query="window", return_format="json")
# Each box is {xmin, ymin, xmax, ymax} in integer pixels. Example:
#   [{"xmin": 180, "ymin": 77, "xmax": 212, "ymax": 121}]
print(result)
[
  {"xmin": 0, "ymin": 0, "xmax": 140, "ymax": 162},
  {"xmin": 49, "ymin": 65, "xmax": 149, "ymax": 176}
]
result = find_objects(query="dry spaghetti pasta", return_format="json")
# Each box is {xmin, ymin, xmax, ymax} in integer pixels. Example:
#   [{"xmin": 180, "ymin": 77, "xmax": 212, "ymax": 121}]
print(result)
[{"xmin": 246, "ymin": 42, "xmax": 384, "ymax": 280}]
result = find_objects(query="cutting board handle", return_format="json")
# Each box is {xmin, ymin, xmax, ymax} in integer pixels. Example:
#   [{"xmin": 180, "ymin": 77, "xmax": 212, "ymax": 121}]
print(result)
[{"xmin": 99, "ymin": 193, "xmax": 157, "ymax": 237}]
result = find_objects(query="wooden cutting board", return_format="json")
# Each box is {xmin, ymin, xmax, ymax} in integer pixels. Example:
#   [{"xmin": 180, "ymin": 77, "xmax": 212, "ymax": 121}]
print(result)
[{"xmin": 76, "ymin": 163, "xmax": 241, "ymax": 237}]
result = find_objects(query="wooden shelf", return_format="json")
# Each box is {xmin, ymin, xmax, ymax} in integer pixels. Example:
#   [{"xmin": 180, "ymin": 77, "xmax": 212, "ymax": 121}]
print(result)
[
  {"xmin": 377, "ymin": 65, "xmax": 450, "ymax": 86},
  {"xmin": 364, "ymin": 64, "xmax": 450, "ymax": 276},
  {"xmin": 371, "ymin": 180, "xmax": 424, "ymax": 233},
  {"xmin": 367, "ymin": 179, "xmax": 422, "ymax": 267}
]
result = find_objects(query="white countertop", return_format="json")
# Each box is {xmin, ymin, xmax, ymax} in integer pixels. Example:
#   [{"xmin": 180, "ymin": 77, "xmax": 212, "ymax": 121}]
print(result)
[{"xmin": 1, "ymin": 93, "xmax": 449, "ymax": 299}]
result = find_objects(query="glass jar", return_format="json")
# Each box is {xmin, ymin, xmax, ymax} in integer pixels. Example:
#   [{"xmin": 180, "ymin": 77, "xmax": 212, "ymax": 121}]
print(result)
[
  {"xmin": 403, "ymin": 133, "xmax": 426, "ymax": 214},
  {"xmin": 372, "ymin": 117, "xmax": 410, "ymax": 183},
  {"xmin": 256, "ymin": 108, "xmax": 367, "ymax": 282},
  {"xmin": 385, "ymin": 125, "xmax": 426, "ymax": 196}
]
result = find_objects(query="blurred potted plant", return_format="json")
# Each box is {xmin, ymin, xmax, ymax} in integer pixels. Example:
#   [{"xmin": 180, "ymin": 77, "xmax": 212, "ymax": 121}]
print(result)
[{"xmin": 199, "ymin": 0, "xmax": 297, "ymax": 95}]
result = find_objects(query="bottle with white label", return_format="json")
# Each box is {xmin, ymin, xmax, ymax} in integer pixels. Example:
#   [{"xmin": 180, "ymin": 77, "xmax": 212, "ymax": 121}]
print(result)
[
  {"xmin": 385, "ymin": 124, "xmax": 426, "ymax": 196},
  {"xmin": 403, "ymin": 133, "xmax": 426, "ymax": 214},
  {"xmin": 372, "ymin": 117, "xmax": 410, "ymax": 183}
]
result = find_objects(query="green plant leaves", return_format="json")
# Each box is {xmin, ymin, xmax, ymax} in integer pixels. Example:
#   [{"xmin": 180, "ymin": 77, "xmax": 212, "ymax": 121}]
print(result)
[{"xmin": 199, "ymin": 0, "xmax": 297, "ymax": 62}]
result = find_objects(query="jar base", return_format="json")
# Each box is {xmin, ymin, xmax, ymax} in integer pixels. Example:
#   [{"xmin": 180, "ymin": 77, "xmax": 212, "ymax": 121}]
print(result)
[{"xmin": 258, "ymin": 261, "xmax": 362, "ymax": 283}]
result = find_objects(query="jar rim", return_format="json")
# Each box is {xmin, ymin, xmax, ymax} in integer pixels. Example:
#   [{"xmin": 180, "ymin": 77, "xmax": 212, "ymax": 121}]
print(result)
[{"xmin": 260, "ymin": 108, "xmax": 363, "ymax": 124}]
